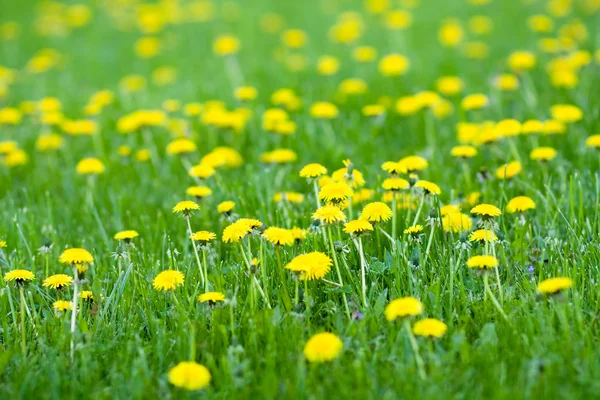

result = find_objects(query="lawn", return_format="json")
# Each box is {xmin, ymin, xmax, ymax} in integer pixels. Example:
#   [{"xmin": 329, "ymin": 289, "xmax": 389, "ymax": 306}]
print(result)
[{"xmin": 1, "ymin": 0, "xmax": 600, "ymax": 398}]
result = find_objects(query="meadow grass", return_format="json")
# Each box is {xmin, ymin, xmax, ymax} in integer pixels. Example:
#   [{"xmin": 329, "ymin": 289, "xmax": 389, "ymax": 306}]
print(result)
[{"xmin": 1, "ymin": 0, "xmax": 600, "ymax": 398}]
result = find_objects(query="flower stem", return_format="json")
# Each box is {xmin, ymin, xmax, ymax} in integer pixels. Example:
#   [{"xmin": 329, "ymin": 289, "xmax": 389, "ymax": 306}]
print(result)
[
  {"xmin": 275, "ymin": 246, "xmax": 292, "ymax": 311},
  {"xmin": 404, "ymin": 319, "xmax": 426, "ymax": 380},
  {"xmin": 328, "ymin": 227, "xmax": 350, "ymax": 319},
  {"xmin": 412, "ymin": 195, "xmax": 425, "ymax": 226},
  {"xmin": 19, "ymin": 287, "xmax": 27, "ymax": 355},
  {"xmin": 356, "ymin": 237, "xmax": 368, "ymax": 308},
  {"xmin": 425, "ymin": 223, "xmax": 436, "ymax": 256},
  {"xmin": 70, "ymin": 266, "xmax": 80, "ymax": 360},
  {"xmin": 391, "ymin": 194, "xmax": 398, "ymax": 245},
  {"xmin": 483, "ymin": 273, "xmax": 509, "ymax": 321},
  {"xmin": 491, "ymin": 243, "xmax": 504, "ymax": 305},
  {"xmin": 202, "ymin": 250, "xmax": 209, "ymax": 292},
  {"xmin": 304, "ymin": 279, "xmax": 310, "ymax": 314},
  {"xmin": 186, "ymin": 217, "xmax": 206, "ymax": 288}
]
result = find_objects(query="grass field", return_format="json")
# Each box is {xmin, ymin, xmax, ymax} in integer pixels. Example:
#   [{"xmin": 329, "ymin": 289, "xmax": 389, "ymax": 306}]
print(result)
[{"xmin": 2, "ymin": 0, "xmax": 600, "ymax": 398}]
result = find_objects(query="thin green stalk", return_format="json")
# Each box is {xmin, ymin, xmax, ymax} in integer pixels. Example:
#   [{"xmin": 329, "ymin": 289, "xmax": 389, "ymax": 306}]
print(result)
[
  {"xmin": 412, "ymin": 195, "xmax": 425, "ymax": 226},
  {"xmin": 70, "ymin": 266, "xmax": 80, "ymax": 360},
  {"xmin": 275, "ymin": 246, "xmax": 292, "ymax": 311},
  {"xmin": 328, "ymin": 226, "xmax": 350, "ymax": 319},
  {"xmin": 356, "ymin": 237, "xmax": 368, "ymax": 308},
  {"xmin": 202, "ymin": 249, "xmax": 209, "ymax": 292},
  {"xmin": 483, "ymin": 273, "xmax": 509, "ymax": 322},
  {"xmin": 19, "ymin": 287, "xmax": 27, "ymax": 355},
  {"xmin": 186, "ymin": 217, "xmax": 206, "ymax": 288},
  {"xmin": 304, "ymin": 279, "xmax": 310, "ymax": 314},
  {"xmin": 391, "ymin": 194, "xmax": 398, "ymax": 244},
  {"xmin": 404, "ymin": 319, "xmax": 426, "ymax": 380},
  {"xmin": 491, "ymin": 243, "xmax": 504, "ymax": 305}
]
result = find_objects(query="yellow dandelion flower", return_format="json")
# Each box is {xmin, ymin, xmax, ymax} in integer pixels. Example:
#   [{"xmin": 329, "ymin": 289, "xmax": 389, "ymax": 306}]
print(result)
[
  {"xmin": 315, "ymin": 175, "xmax": 331, "ymax": 188},
  {"xmin": 440, "ymin": 205, "xmax": 461, "ymax": 216},
  {"xmin": 4, "ymin": 269, "xmax": 35, "ymax": 284},
  {"xmin": 508, "ymin": 51, "xmax": 536, "ymax": 71},
  {"xmin": 173, "ymin": 201, "xmax": 200, "ymax": 214},
  {"xmin": 522, "ymin": 119, "xmax": 543, "ymax": 135},
  {"xmin": 317, "ymin": 55, "xmax": 340, "ymax": 76},
  {"xmin": 385, "ymin": 297, "xmax": 423, "ymax": 321},
  {"xmin": 398, "ymin": 155, "xmax": 428, "ymax": 173},
  {"xmin": 414, "ymin": 180, "xmax": 441, "ymax": 195},
  {"xmin": 379, "ymin": 53, "xmax": 410, "ymax": 76},
  {"xmin": 217, "ymin": 201, "xmax": 235, "ymax": 214},
  {"xmin": 353, "ymin": 46, "xmax": 377, "ymax": 63},
  {"xmin": 190, "ymin": 231, "xmax": 216, "ymax": 242},
  {"xmin": 461, "ymin": 93, "xmax": 488, "ymax": 111},
  {"xmin": 312, "ymin": 205, "xmax": 346, "ymax": 224},
  {"xmin": 585, "ymin": 134, "xmax": 600, "ymax": 149},
  {"xmin": 506, "ymin": 196, "xmax": 536, "ymax": 213},
  {"xmin": 114, "ymin": 230, "xmax": 139, "ymax": 241},
  {"xmin": 76, "ymin": 157, "xmax": 105, "ymax": 175},
  {"xmin": 412, "ymin": 318, "xmax": 448, "ymax": 338},
  {"xmin": 471, "ymin": 204, "xmax": 502, "ymax": 217},
  {"xmin": 439, "ymin": 19, "xmax": 464, "ymax": 47},
  {"xmin": 53, "ymin": 300, "xmax": 73, "ymax": 312},
  {"xmin": 466, "ymin": 255, "xmax": 498, "ymax": 269},
  {"xmin": 542, "ymin": 120, "xmax": 566, "ymax": 135},
  {"xmin": 344, "ymin": 219, "xmax": 374, "ymax": 235},
  {"xmin": 153, "ymin": 270, "xmax": 185, "ymax": 291},
  {"xmin": 213, "ymin": 35, "xmax": 240, "ymax": 56},
  {"xmin": 530, "ymin": 147, "xmax": 557, "ymax": 162},
  {"xmin": 262, "ymin": 227, "xmax": 295, "ymax": 246},
  {"xmin": 319, "ymin": 182, "xmax": 354, "ymax": 204},
  {"xmin": 303, "ymin": 332, "xmax": 343, "ymax": 363},
  {"xmin": 168, "ymin": 361, "xmax": 211, "ymax": 391},
  {"xmin": 188, "ymin": 164, "xmax": 216, "ymax": 179},
  {"xmin": 0, "ymin": 140, "xmax": 18, "ymax": 155},
  {"xmin": 436, "ymin": 76, "xmax": 463, "ymax": 96},
  {"xmin": 451, "ymin": 145, "xmax": 478, "ymax": 158},
  {"xmin": 352, "ymin": 188, "xmax": 375, "ymax": 203},
  {"xmin": 291, "ymin": 227, "xmax": 307, "ymax": 241},
  {"xmin": 465, "ymin": 192, "xmax": 481, "ymax": 207},
  {"xmin": 382, "ymin": 178, "xmax": 409, "ymax": 191},
  {"xmin": 186, "ymin": 186, "xmax": 212, "ymax": 199},
  {"xmin": 36, "ymin": 133, "xmax": 64, "ymax": 152},
  {"xmin": 222, "ymin": 218, "xmax": 262, "ymax": 243},
  {"xmin": 197, "ymin": 292, "xmax": 226, "ymax": 303},
  {"xmin": 281, "ymin": 29, "xmax": 307, "ymax": 48},
  {"xmin": 494, "ymin": 74, "xmax": 520, "ymax": 91},
  {"xmin": 442, "ymin": 212, "xmax": 473, "ymax": 233},
  {"xmin": 273, "ymin": 192, "xmax": 304, "ymax": 204},
  {"xmin": 362, "ymin": 104, "xmax": 385, "ymax": 117},
  {"xmin": 43, "ymin": 274, "xmax": 73, "ymax": 289},
  {"xmin": 260, "ymin": 148, "xmax": 297, "ymax": 164},
  {"xmin": 381, "ymin": 161, "xmax": 405, "ymax": 175},
  {"xmin": 59, "ymin": 248, "xmax": 93, "ymax": 265},
  {"xmin": 285, "ymin": 252, "xmax": 332, "ymax": 281},
  {"xmin": 234, "ymin": 86, "xmax": 258, "ymax": 101},
  {"xmin": 550, "ymin": 104, "xmax": 582, "ymax": 123},
  {"xmin": 469, "ymin": 229, "xmax": 498, "ymax": 242},
  {"xmin": 404, "ymin": 225, "xmax": 424, "ymax": 235},
  {"xmin": 310, "ymin": 102, "xmax": 338, "ymax": 119},
  {"xmin": 495, "ymin": 161, "xmax": 522, "ymax": 180},
  {"xmin": 166, "ymin": 138, "xmax": 197, "ymax": 156},
  {"xmin": 80, "ymin": 291, "xmax": 94, "ymax": 301},
  {"xmin": 331, "ymin": 167, "xmax": 365, "ymax": 188},
  {"xmin": 300, "ymin": 163, "xmax": 327, "ymax": 179},
  {"xmin": 360, "ymin": 202, "xmax": 392, "ymax": 223},
  {"xmin": 537, "ymin": 277, "xmax": 573, "ymax": 295}
]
